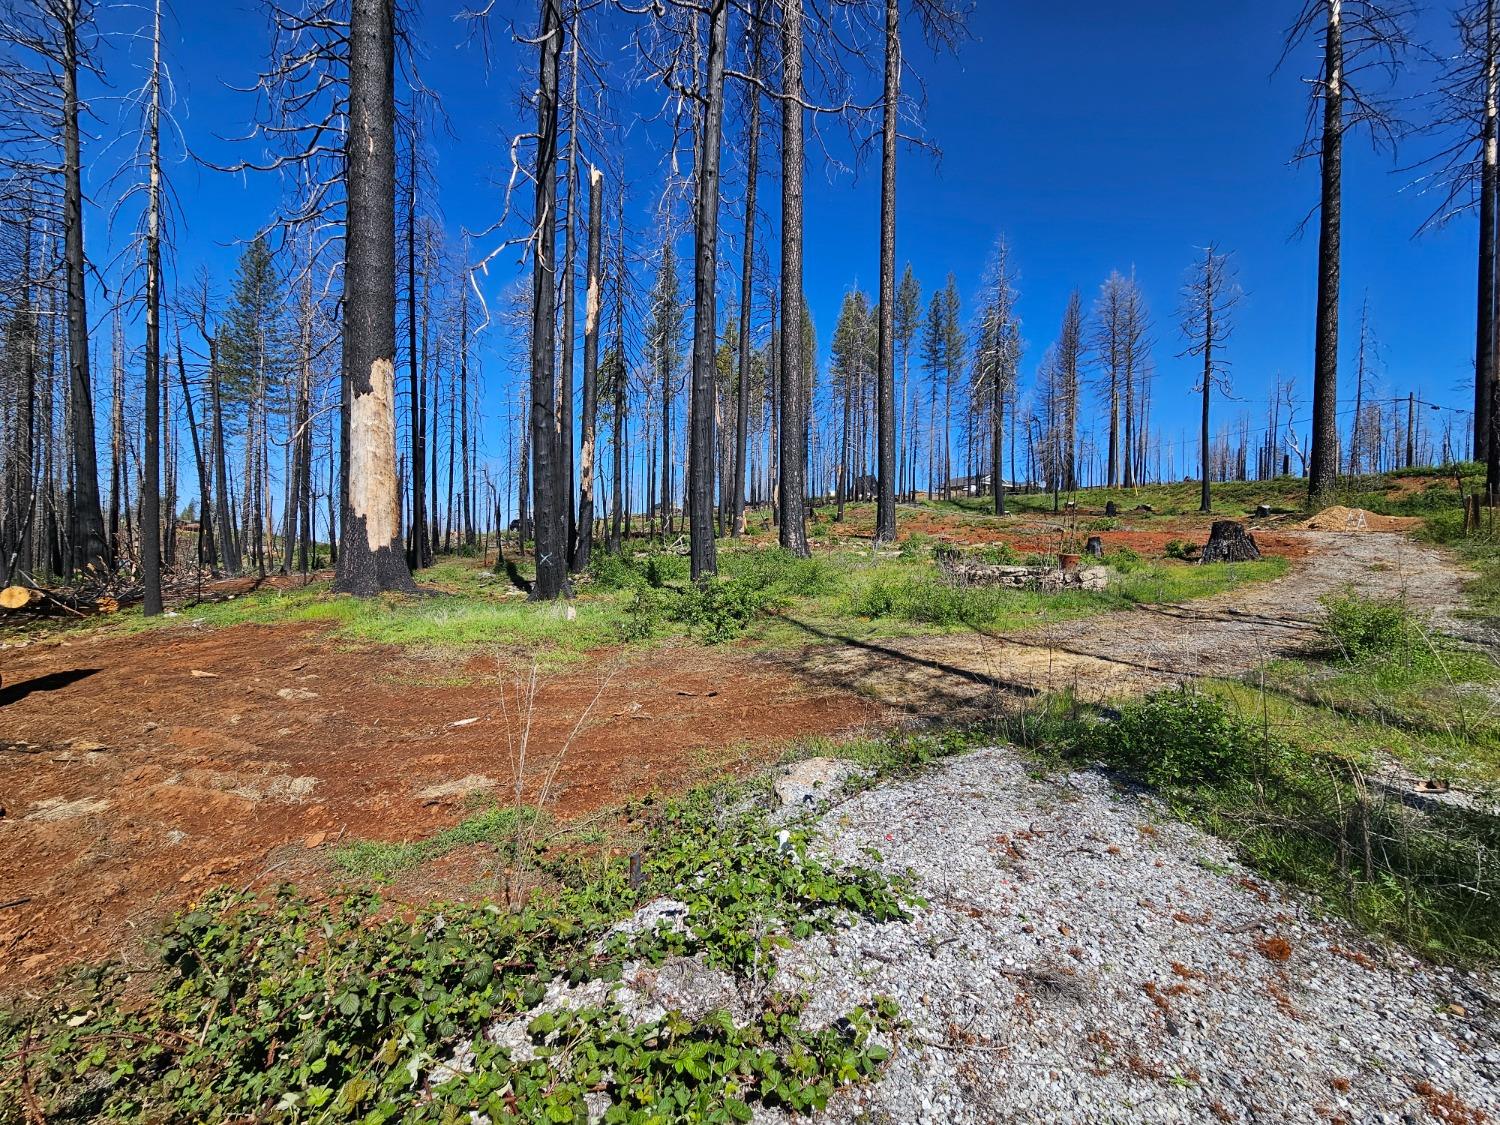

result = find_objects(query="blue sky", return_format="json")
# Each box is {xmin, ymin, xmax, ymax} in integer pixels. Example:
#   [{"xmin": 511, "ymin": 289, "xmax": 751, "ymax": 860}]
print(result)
[{"xmin": 90, "ymin": 0, "xmax": 1481, "ymax": 483}]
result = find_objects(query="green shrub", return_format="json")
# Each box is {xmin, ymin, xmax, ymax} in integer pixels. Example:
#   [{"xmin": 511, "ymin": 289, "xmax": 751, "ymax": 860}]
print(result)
[
  {"xmin": 1321, "ymin": 592, "xmax": 1428, "ymax": 663},
  {"xmin": 1074, "ymin": 689, "xmax": 1282, "ymax": 788},
  {"xmin": 720, "ymin": 547, "xmax": 837, "ymax": 597},
  {"xmin": 1164, "ymin": 538, "xmax": 1194, "ymax": 561},
  {"xmin": 1104, "ymin": 546, "xmax": 1143, "ymax": 572},
  {"xmin": 897, "ymin": 531, "xmax": 935, "ymax": 559},
  {"xmin": 674, "ymin": 578, "xmax": 773, "ymax": 642},
  {"xmin": 974, "ymin": 542, "xmax": 1020, "ymax": 565},
  {"xmin": 586, "ymin": 550, "xmax": 643, "ymax": 590},
  {"xmin": 619, "ymin": 576, "xmax": 777, "ymax": 643},
  {"xmin": 643, "ymin": 551, "xmax": 690, "ymax": 588}
]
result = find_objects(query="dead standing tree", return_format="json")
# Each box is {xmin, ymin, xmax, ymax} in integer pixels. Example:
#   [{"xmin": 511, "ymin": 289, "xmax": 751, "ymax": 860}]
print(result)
[
  {"xmin": 873, "ymin": 0, "xmax": 969, "ymax": 542},
  {"xmin": 1178, "ymin": 243, "xmax": 1241, "ymax": 515},
  {"xmin": 0, "ymin": 0, "xmax": 110, "ymax": 578},
  {"xmin": 334, "ymin": 0, "xmax": 415, "ymax": 594},
  {"xmin": 1281, "ymin": 0, "xmax": 1412, "ymax": 507},
  {"xmin": 1412, "ymin": 0, "xmax": 1500, "ymax": 499},
  {"xmin": 972, "ymin": 236, "xmax": 1018, "ymax": 516}
]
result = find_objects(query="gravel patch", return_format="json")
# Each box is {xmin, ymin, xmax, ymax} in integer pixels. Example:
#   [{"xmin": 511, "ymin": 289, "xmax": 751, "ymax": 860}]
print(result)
[{"xmin": 762, "ymin": 746, "xmax": 1498, "ymax": 1124}]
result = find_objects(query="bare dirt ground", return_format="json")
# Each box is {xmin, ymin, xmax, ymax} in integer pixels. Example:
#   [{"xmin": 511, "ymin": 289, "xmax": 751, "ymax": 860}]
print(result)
[
  {"xmin": 0, "ymin": 628, "xmax": 877, "ymax": 992},
  {"xmin": 0, "ymin": 525, "xmax": 1477, "ymax": 998},
  {"xmin": 784, "ymin": 530, "xmax": 1475, "ymax": 716}
]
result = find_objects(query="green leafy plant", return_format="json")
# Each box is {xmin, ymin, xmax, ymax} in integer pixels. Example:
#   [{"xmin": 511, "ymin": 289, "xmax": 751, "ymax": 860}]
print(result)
[
  {"xmin": 1321, "ymin": 591, "xmax": 1429, "ymax": 665},
  {"xmin": 1070, "ymin": 689, "xmax": 1284, "ymax": 788},
  {"xmin": 1164, "ymin": 538, "xmax": 1194, "ymax": 561},
  {"xmin": 0, "ymin": 776, "xmax": 916, "ymax": 1123}
]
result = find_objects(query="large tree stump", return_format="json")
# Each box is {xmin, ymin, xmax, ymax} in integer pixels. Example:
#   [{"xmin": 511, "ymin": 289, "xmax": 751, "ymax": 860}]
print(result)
[{"xmin": 1200, "ymin": 521, "xmax": 1261, "ymax": 564}]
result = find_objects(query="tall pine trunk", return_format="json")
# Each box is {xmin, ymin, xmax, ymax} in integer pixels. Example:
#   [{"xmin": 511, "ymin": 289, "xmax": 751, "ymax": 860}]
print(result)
[
  {"xmin": 778, "ymin": 0, "xmax": 809, "ymax": 557},
  {"xmin": 529, "ymin": 0, "xmax": 569, "ymax": 599},
  {"xmin": 574, "ymin": 166, "xmax": 603, "ymax": 570},
  {"xmin": 732, "ymin": 3, "xmax": 762, "ymax": 539},
  {"xmin": 687, "ymin": 0, "xmax": 728, "ymax": 579},
  {"xmin": 874, "ymin": 0, "xmax": 899, "ymax": 543},
  {"xmin": 1308, "ymin": 0, "xmax": 1343, "ymax": 505},
  {"xmin": 141, "ymin": 0, "xmax": 164, "ymax": 612},
  {"xmin": 62, "ymin": 0, "xmax": 108, "ymax": 576},
  {"xmin": 334, "ymin": 0, "xmax": 416, "ymax": 594}
]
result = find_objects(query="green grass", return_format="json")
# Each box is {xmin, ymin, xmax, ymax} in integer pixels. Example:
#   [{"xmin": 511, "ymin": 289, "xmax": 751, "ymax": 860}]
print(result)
[
  {"xmin": 331, "ymin": 805, "xmax": 538, "ymax": 879},
  {"xmin": 1010, "ymin": 685, "xmax": 1500, "ymax": 963},
  {"xmin": 826, "ymin": 555, "xmax": 1287, "ymax": 634},
  {"xmin": 117, "ymin": 564, "xmax": 635, "ymax": 665}
]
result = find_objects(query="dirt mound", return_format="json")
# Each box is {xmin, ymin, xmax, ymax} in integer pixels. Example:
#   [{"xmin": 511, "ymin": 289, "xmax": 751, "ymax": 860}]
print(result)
[{"xmin": 1300, "ymin": 506, "xmax": 1420, "ymax": 533}]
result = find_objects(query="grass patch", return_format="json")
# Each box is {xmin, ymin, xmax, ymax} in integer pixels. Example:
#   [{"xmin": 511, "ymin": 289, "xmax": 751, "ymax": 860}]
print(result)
[
  {"xmin": 1010, "ymin": 687, "xmax": 1500, "ymax": 963},
  {"xmin": 330, "ymin": 805, "xmax": 539, "ymax": 879},
  {"xmin": 836, "ymin": 557, "xmax": 1287, "ymax": 632}
]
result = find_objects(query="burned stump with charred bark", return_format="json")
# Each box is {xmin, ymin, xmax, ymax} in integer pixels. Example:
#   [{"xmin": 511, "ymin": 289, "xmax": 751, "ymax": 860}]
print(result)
[{"xmin": 1200, "ymin": 521, "xmax": 1261, "ymax": 564}]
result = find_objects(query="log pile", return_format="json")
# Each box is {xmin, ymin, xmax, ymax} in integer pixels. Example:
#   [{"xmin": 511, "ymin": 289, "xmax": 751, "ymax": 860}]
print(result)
[{"xmin": 937, "ymin": 557, "xmax": 1110, "ymax": 592}]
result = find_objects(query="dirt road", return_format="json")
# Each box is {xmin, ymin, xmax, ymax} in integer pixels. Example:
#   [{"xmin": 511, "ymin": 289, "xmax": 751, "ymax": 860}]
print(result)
[{"xmin": 785, "ymin": 530, "xmax": 1476, "ymax": 715}]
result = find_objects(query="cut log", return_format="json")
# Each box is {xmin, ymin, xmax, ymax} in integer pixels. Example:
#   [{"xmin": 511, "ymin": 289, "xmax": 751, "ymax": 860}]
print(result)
[
  {"xmin": 0, "ymin": 586, "xmax": 119, "ymax": 616},
  {"xmin": 1200, "ymin": 520, "xmax": 1261, "ymax": 564},
  {"xmin": 0, "ymin": 586, "xmax": 40, "ymax": 611}
]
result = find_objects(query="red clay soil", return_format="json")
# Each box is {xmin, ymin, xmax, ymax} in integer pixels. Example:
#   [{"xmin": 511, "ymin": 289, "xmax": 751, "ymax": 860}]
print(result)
[{"xmin": 0, "ymin": 624, "xmax": 877, "ymax": 994}]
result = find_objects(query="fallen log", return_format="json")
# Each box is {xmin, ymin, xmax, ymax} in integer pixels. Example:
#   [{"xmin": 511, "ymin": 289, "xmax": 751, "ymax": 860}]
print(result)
[{"xmin": 0, "ymin": 585, "xmax": 119, "ymax": 616}]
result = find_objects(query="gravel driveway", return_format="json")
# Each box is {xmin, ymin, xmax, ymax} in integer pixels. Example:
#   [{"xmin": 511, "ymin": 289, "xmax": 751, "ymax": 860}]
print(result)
[
  {"xmin": 785, "ymin": 531, "xmax": 1484, "ymax": 715},
  {"xmin": 765, "ymin": 747, "xmax": 1498, "ymax": 1124}
]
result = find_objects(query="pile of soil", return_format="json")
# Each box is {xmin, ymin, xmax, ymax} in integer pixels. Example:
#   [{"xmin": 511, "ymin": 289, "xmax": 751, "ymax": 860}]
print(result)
[{"xmin": 1300, "ymin": 506, "xmax": 1420, "ymax": 532}]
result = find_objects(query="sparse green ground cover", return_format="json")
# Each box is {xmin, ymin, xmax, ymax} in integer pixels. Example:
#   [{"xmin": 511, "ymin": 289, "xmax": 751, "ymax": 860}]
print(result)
[
  {"xmin": 81, "ymin": 530, "xmax": 1291, "ymax": 662},
  {"xmin": 1003, "ymin": 587, "xmax": 1500, "ymax": 963},
  {"xmin": 0, "ymin": 734, "xmax": 973, "ymax": 1124}
]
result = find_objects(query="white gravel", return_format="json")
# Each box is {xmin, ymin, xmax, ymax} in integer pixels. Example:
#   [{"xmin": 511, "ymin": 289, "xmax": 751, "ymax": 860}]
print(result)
[{"xmin": 762, "ymin": 747, "xmax": 1499, "ymax": 1124}]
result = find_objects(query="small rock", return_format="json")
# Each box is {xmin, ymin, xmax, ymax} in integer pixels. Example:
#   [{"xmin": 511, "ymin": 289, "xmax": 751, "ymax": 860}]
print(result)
[
  {"xmin": 304, "ymin": 831, "xmax": 327, "ymax": 849},
  {"xmin": 773, "ymin": 757, "xmax": 863, "ymax": 809},
  {"xmin": 189, "ymin": 669, "xmax": 219, "ymax": 679},
  {"xmin": 276, "ymin": 687, "xmax": 319, "ymax": 702}
]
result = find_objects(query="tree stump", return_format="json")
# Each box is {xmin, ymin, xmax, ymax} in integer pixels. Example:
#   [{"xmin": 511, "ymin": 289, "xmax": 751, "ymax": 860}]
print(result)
[
  {"xmin": 1200, "ymin": 521, "xmax": 1261, "ymax": 564},
  {"xmin": 1085, "ymin": 535, "xmax": 1104, "ymax": 558},
  {"xmin": 1105, "ymin": 501, "xmax": 1118, "ymax": 517},
  {"xmin": 1254, "ymin": 504, "xmax": 1271, "ymax": 518}
]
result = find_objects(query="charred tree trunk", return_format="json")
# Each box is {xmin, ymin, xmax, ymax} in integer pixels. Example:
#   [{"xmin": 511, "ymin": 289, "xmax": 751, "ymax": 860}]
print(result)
[
  {"xmin": 334, "ymin": 0, "xmax": 416, "ymax": 595},
  {"xmin": 609, "ymin": 191, "xmax": 627, "ymax": 555},
  {"xmin": 1308, "ymin": 0, "xmax": 1343, "ymax": 507},
  {"xmin": 559, "ymin": 25, "xmax": 580, "ymax": 559},
  {"xmin": 573, "ymin": 166, "xmax": 603, "ymax": 571},
  {"xmin": 141, "ymin": 0, "xmax": 164, "ymax": 614},
  {"xmin": 208, "ymin": 335, "xmax": 239, "ymax": 573},
  {"xmin": 61, "ymin": 0, "xmax": 108, "ymax": 577},
  {"xmin": 406, "ymin": 119, "xmax": 429, "ymax": 568},
  {"xmin": 874, "ymin": 0, "xmax": 899, "ymax": 543},
  {"xmin": 778, "ymin": 0, "xmax": 810, "ymax": 557},
  {"xmin": 687, "ymin": 0, "xmax": 728, "ymax": 580},
  {"xmin": 529, "ymin": 0, "xmax": 570, "ymax": 599},
  {"xmin": 732, "ymin": 2, "xmax": 763, "ymax": 539}
]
